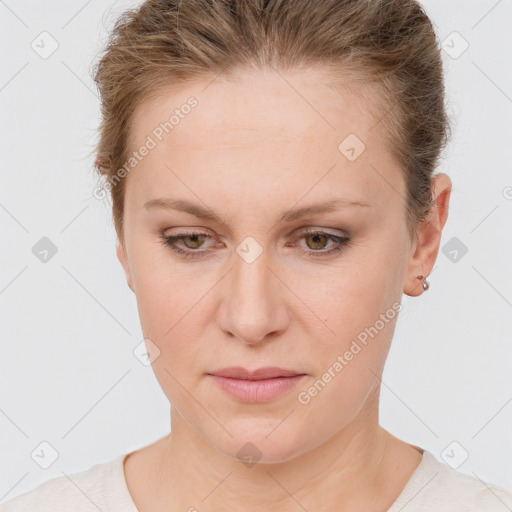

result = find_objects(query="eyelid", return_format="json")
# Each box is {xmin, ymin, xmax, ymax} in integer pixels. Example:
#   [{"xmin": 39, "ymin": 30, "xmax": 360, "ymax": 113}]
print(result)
[
  {"xmin": 160, "ymin": 226, "xmax": 351, "ymax": 262},
  {"xmin": 162, "ymin": 226, "xmax": 348, "ymax": 243},
  {"xmin": 164, "ymin": 229, "xmax": 220, "ymax": 247},
  {"xmin": 291, "ymin": 226, "xmax": 348, "ymax": 237},
  {"xmin": 163, "ymin": 226, "xmax": 213, "ymax": 235}
]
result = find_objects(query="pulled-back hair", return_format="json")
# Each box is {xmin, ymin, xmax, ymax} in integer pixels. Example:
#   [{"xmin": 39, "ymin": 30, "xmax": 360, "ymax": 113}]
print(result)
[{"xmin": 91, "ymin": 0, "xmax": 451, "ymax": 243}]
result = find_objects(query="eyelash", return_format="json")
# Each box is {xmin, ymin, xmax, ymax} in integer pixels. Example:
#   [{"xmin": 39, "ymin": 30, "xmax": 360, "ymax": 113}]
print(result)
[{"xmin": 159, "ymin": 229, "xmax": 351, "ymax": 260}]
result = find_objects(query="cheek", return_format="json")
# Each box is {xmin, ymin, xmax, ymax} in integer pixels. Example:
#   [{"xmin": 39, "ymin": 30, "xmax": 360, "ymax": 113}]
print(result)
[
  {"xmin": 135, "ymin": 276, "xmax": 207, "ymax": 349},
  {"xmin": 129, "ymin": 244, "xmax": 217, "ymax": 365},
  {"xmin": 134, "ymin": 274, "xmax": 209, "ymax": 406},
  {"xmin": 296, "ymin": 359, "xmax": 381, "ymax": 445},
  {"xmin": 295, "ymin": 299, "xmax": 396, "ymax": 432},
  {"xmin": 297, "ymin": 246, "xmax": 401, "ymax": 398},
  {"xmin": 305, "ymin": 257, "xmax": 400, "ymax": 345},
  {"xmin": 129, "ymin": 239, "xmax": 198, "ymax": 331}
]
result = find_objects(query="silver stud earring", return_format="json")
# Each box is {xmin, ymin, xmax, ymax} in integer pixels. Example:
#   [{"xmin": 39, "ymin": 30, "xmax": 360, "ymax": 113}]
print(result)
[{"xmin": 417, "ymin": 274, "xmax": 430, "ymax": 291}]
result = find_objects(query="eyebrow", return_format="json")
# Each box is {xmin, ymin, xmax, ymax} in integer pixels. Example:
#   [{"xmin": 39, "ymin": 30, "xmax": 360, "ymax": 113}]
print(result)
[{"xmin": 143, "ymin": 197, "xmax": 371, "ymax": 224}]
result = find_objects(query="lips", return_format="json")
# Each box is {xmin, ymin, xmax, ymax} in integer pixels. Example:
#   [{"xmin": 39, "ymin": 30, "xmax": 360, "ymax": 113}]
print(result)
[
  {"xmin": 207, "ymin": 366, "xmax": 307, "ymax": 403},
  {"xmin": 208, "ymin": 366, "xmax": 304, "ymax": 380}
]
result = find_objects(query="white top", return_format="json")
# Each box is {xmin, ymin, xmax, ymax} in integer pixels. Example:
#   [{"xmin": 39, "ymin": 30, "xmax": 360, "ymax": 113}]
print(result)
[{"xmin": 2, "ymin": 448, "xmax": 511, "ymax": 511}]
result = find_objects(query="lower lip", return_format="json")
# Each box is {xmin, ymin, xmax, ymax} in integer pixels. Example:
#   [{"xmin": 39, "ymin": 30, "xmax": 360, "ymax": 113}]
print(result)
[{"xmin": 209, "ymin": 375, "xmax": 306, "ymax": 403}]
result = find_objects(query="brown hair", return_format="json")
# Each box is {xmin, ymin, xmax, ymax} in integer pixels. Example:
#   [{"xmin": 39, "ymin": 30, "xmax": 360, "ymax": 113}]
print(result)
[{"xmin": 91, "ymin": 0, "xmax": 451, "ymax": 243}]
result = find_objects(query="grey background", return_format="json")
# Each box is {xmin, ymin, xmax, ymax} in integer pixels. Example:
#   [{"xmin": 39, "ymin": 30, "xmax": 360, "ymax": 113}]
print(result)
[{"xmin": 1, "ymin": 0, "xmax": 511, "ymax": 502}]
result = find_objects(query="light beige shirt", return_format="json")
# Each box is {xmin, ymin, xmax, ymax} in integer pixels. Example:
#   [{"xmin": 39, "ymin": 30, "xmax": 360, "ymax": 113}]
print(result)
[{"xmin": 2, "ymin": 449, "xmax": 512, "ymax": 511}]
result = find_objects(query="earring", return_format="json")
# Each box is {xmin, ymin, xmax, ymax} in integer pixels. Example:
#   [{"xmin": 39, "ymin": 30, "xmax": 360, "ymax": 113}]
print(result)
[{"xmin": 417, "ymin": 275, "xmax": 430, "ymax": 292}]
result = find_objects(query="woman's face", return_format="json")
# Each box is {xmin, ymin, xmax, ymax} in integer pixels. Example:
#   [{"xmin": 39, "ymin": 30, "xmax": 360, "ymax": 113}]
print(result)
[{"xmin": 118, "ymin": 67, "xmax": 417, "ymax": 463}]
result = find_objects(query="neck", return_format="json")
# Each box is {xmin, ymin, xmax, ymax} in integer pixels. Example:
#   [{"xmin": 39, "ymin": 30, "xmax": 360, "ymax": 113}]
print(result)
[{"xmin": 131, "ymin": 397, "xmax": 421, "ymax": 511}]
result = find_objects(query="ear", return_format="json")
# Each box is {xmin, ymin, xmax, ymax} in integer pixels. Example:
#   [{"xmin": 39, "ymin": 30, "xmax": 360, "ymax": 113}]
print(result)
[
  {"xmin": 404, "ymin": 173, "xmax": 452, "ymax": 297},
  {"xmin": 116, "ymin": 240, "xmax": 134, "ymax": 293}
]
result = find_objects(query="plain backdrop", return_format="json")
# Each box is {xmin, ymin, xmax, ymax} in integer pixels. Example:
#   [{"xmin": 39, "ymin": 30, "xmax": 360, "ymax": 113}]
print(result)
[{"xmin": 1, "ymin": 0, "xmax": 511, "ymax": 502}]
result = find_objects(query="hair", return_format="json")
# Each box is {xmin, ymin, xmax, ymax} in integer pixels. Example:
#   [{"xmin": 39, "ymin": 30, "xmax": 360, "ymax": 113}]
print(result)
[{"xmin": 91, "ymin": 0, "xmax": 451, "ymax": 244}]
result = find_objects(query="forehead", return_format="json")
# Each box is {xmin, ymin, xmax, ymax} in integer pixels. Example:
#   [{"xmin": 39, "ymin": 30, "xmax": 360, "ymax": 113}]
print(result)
[
  {"xmin": 130, "ymin": 67, "xmax": 381, "ymax": 144},
  {"xmin": 125, "ymin": 67, "xmax": 404, "ymax": 212}
]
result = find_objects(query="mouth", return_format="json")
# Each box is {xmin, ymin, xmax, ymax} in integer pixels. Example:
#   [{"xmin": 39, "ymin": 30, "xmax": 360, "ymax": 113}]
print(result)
[{"xmin": 207, "ymin": 366, "xmax": 307, "ymax": 403}]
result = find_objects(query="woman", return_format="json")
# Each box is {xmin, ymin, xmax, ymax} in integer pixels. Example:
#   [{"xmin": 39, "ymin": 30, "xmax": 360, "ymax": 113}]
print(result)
[{"xmin": 2, "ymin": 0, "xmax": 511, "ymax": 510}]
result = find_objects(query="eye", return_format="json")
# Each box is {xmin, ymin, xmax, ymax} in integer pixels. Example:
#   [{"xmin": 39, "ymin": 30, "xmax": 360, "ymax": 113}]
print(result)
[
  {"xmin": 159, "ymin": 228, "xmax": 351, "ymax": 260},
  {"xmin": 305, "ymin": 232, "xmax": 331, "ymax": 250},
  {"xmin": 289, "ymin": 229, "xmax": 351, "ymax": 259},
  {"xmin": 159, "ymin": 231, "xmax": 214, "ymax": 259}
]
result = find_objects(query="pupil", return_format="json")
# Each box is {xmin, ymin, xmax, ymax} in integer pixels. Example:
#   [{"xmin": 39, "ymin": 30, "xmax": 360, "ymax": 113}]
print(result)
[
  {"xmin": 308, "ymin": 234, "xmax": 325, "ymax": 249},
  {"xmin": 186, "ymin": 235, "xmax": 202, "ymax": 248}
]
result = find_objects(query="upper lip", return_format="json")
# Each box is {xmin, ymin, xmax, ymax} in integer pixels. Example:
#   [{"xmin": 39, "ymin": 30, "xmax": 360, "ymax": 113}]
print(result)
[{"xmin": 208, "ymin": 366, "xmax": 304, "ymax": 380}]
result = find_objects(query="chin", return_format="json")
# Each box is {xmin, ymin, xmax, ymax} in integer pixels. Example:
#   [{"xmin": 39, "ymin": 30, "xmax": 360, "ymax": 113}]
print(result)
[{"xmin": 206, "ymin": 418, "xmax": 311, "ymax": 466}]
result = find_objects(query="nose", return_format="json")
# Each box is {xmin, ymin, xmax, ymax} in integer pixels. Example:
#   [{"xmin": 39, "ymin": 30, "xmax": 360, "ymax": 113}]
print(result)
[{"xmin": 217, "ymin": 248, "xmax": 290, "ymax": 346}]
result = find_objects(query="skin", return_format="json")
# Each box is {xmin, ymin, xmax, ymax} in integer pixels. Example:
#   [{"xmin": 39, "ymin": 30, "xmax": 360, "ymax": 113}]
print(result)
[{"xmin": 116, "ymin": 66, "xmax": 452, "ymax": 511}]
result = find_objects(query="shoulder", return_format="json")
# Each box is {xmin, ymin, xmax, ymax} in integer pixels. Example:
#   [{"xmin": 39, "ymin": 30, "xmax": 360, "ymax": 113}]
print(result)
[
  {"xmin": 0, "ymin": 454, "xmax": 134, "ymax": 512},
  {"xmin": 389, "ymin": 449, "xmax": 512, "ymax": 512}
]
